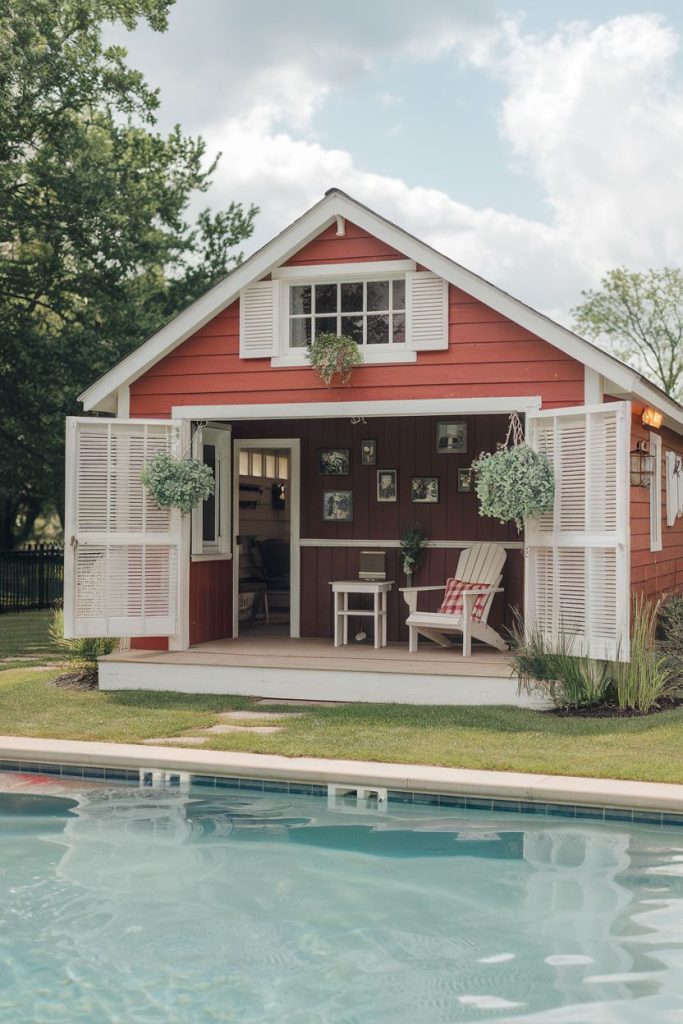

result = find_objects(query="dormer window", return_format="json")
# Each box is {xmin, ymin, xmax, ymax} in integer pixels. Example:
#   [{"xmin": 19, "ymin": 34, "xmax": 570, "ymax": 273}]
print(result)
[
  {"xmin": 239, "ymin": 259, "xmax": 448, "ymax": 364},
  {"xmin": 289, "ymin": 279, "xmax": 406, "ymax": 349}
]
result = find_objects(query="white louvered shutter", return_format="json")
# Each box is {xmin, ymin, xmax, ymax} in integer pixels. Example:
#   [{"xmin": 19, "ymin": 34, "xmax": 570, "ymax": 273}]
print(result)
[
  {"xmin": 406, "ymin": 271, "xmax": 449, "ymax": 351},
  {"xmin": 525, "ymin": 402, "xmax": 630, "ymax": 662},
  {"xmin": 239, "ymin": 280, "xmax": 279, "ymax": 358},
  {"xmin": 64, "ymin": 418, "xmax": 182, "ymax": 638}
]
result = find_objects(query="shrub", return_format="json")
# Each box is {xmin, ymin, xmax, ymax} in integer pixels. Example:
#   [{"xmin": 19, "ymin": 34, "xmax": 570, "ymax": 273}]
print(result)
[
  {"xmin": 658, "ymin": 594, "xmax": 683, "ymax": 681},
  {"xmin": 511, "ymin": 614, "xmax": 610, "ymax": 708},
  {"xmin": 511, "ymin": 598, "xmax": 677, "ymax": 713},
  {"xmin": 612, "ymin": 597, "xmax": 675, "ymax": 712},
  {"xmin": 49, "ymin": 607, "xmax": 118, "ymax": 669}
]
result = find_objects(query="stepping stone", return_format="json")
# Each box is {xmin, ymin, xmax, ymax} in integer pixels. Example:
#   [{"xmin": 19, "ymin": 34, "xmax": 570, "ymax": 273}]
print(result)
[
  {"xmin": 216, "ymin": 710, "xmax": 302, "ymax": 722},
  {"xmin": 143, "ymin": 736, "xmax": 208, "ymax": 746},
  {"xmin": 203, "ymin": 724, "xmax": 282, "ymax": 735},
  {"xmin": 255, "ymin": 698, "xmax": 347, "ymax": 708}
]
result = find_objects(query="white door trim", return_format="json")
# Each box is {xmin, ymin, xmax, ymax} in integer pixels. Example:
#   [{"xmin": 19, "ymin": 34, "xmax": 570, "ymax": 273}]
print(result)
[{"xmin": 232, "ymin": 438, "xmax": 301, "ymax": 639}]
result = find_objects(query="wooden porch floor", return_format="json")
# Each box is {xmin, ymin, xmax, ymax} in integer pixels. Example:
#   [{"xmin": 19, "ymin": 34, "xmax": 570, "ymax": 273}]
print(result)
[{"xmin": 110, "ymin": 637, "xmax": 515, "ymax": 679}]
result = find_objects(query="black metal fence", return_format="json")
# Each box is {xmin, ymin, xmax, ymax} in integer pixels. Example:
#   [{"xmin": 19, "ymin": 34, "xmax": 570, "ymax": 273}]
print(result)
[{"xmin": 0, "ymin": 544, "xmax": 64, "ymax": 613}]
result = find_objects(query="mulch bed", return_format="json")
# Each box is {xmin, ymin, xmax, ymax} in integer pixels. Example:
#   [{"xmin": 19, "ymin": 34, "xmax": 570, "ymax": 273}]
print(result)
[
  {"xmin": 48, "ymin": 669, "xmax": 99, "ymax": 691},
  {"xmin": 546, "ymin": 696, "xmax": 683, "ymax": 718}
]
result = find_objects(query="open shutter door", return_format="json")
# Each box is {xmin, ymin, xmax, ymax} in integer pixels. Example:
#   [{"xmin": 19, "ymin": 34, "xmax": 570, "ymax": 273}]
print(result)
[
  {"xmin": 406, "ymin": 271, "xmax": 449, "ymax": 351},
  {"xmin": 64, "ymin": 417, "xmax": 182, "ymax": 638},
  {"xmin": 525, "ymin": 401, "xmax": 630, "ymax": 661},
  {"xmin": 239, "ymin": 280, "xmax": 279, "ymax": 358}
]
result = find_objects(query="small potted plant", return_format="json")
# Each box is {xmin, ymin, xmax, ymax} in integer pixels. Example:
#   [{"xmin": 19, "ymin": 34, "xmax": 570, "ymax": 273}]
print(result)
[
  {"xmin": 400, "ymin": 521, "xmax": 427, "ymax": 580},
  {"xmin": 307, "ymin": 332, "xmax": 363, "ymax": 386},
  {"xmin": 471, "ymin": 413, "xmax": 554, "ymax": 530},
  {"xmin": 141, "ymin": 451, "xmax": 215, "ymax": 514}
]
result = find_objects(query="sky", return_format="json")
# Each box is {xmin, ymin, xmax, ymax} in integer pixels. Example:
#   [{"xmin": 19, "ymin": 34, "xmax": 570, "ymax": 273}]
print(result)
[{"xmin": 107, "ymin": 0, "xmax": 683, "ymax": 325}]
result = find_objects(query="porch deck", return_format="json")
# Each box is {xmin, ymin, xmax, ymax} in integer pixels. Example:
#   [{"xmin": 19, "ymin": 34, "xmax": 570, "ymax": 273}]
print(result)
[{"xmin": 99, "ymin": 637, "xmax": 540, "ymax": 707}]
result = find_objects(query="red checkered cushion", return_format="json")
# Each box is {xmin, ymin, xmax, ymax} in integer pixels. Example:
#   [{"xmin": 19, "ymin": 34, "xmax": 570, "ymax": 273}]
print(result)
[{"xmin": 437, "ymin": 579, "xmax": 491, "ymax": 622}]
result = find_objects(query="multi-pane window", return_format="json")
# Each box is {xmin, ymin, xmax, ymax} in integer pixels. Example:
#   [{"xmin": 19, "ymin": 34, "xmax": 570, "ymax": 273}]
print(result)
[{"xmin": 289, "ymin": 279, "xmax": 406, "ymax": 348}]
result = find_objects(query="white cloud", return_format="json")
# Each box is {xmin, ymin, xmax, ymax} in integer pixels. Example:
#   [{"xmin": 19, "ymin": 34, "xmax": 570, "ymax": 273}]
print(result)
[{"xmin": 200, "ymin": 12, "xmax": 683, "ymax": 324}]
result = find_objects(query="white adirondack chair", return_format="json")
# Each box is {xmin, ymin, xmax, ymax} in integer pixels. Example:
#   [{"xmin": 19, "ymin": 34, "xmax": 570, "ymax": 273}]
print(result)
[{"xmin": 401, "ymin": 544, "xmax": 508, "ymax": 656}]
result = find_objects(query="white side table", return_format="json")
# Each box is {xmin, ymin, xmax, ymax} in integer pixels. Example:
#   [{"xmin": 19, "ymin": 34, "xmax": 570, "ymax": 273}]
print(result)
[{"xmin": 330, "ymin": 580, "xmax": 394, "ymax": 649}]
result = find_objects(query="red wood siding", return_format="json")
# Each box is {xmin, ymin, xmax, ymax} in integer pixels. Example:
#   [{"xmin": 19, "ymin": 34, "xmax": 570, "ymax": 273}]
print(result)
[
  {"xmin": 284, "ymin": 219, "xmax": 406, "ymax": 265},
  {"xmin": 630, "ymin": 413, "xmax": 683, "ymax": 599},
  {"xmin": 190, "ymin": 560, "xmax": 232, "ymax": 645},
  {"xmin": 129, "ymin": 226, "xmax": 585, "ymax": 417}
]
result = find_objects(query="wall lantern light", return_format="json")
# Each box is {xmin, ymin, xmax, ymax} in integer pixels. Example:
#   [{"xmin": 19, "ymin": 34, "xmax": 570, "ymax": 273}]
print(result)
[
  {"xmin": 630, "ymin": 439, "xmax": 655, "ymax": 487},
  {"xmin": 642, "ymin": 407, "xmax": 663, "ymax": 429}
]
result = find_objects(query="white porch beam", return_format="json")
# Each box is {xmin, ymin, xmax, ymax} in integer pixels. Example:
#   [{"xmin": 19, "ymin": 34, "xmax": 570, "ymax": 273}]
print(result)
[{"xmin": 172, "ymin": 396, "xmax": 542, "ymax": 421}]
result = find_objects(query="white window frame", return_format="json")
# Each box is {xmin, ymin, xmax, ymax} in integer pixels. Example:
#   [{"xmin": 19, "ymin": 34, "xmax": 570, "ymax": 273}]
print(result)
[
  {"xmin": 191, "ymin": 424, "xmax": 232, "ymax": 560},
  {"xmin": 271, "ymin": 260, "xmax": 418, "ymax": 367},
  {"xmin": 650, "ymin": 431, "xmax": 663, "ymax": 552}
]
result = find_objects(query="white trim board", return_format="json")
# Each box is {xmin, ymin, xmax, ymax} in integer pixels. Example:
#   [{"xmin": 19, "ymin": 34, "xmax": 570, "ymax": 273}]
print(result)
[
  {"xmin": 77, "ymin": 188, "xmax": 683, "ymax": 433},
  {"xmin": 98, "ymin": 660, "xmax": 538, "ymax": 706},
  {"xmin": 299, "ymin": 539, "xmax": 524, "ymax": 549},
  {"xmin": 172, "ymin": 396, "xmax": 542, "ymax": 421}
]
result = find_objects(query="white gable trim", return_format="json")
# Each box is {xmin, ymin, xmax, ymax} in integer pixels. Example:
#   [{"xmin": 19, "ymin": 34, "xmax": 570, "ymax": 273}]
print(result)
[{"xmin": 78, "ymin": 189, "xmax": 683, "ymax": 432}]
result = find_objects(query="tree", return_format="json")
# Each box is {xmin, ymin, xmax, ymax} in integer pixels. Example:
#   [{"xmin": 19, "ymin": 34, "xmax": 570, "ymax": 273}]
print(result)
[
  {"xmin": 0, "ymin": 0, "xmax": 257, "ymax": 547},
  {"xmin": 572, "ymin": 267, "xmax": 683, "ymax": 401}
]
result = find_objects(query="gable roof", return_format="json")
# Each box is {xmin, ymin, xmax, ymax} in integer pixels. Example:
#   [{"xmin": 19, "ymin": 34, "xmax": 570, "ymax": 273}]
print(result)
[{"xmin": 79, "ymin": 188, "xmax": 683, "ymax": 431}]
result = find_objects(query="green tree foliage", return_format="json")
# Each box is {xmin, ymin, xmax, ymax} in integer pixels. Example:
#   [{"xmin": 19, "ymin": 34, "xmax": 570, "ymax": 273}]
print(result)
[
  {"xmin": 0, "ymin": 0, "xmax": 257, "ymax": 547},
  {"xmin": 572, "ymin": 267, "xmax": 683, "ymax": 401}
]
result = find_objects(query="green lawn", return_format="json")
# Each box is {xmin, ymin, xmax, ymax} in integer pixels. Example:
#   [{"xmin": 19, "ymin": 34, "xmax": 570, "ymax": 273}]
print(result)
[
  {"xmin": 1, "ymin": 665, "xmax": 683, "ymax": 784},
  {"xmin": 0, "ymin": 609, "xmax": 61, "ymax": 667}
]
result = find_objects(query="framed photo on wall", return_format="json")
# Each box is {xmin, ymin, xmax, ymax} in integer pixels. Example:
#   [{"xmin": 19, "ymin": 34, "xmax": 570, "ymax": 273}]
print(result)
[
  {"xmin": 322, "ymin": 490, "xmax": 353, "ymax": 522},
  {"xmin": 377, "ymin": 469, "xmax": 397, "ymax": 502},
  {"xmin": 319, "ymin": 448, "xmax": 350, "ymax": 475},
  {"xmin": 436, "ymin": 421, "xmax": 467, "ymax": 453},
  {"xmin": 458, "ymin": 468, "xmax": 474, "ymax": 493},
  {"xmin": 361, "ymin": 440, "xmax": 376, "ymax": 465},
  {"xmin": 411, "ymin": 477, "xmax": 439, "ymax": 503}
]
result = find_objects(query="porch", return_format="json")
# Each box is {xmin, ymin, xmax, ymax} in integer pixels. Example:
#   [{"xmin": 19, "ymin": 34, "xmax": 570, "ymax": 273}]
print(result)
[{"xmin": 98, "ymin": 636, "xmax": 540, "ymax": 707}]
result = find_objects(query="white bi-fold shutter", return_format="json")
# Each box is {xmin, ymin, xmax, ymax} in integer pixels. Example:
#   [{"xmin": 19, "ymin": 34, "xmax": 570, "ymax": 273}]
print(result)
[
  {"xmin": 239, "ymin": 280, "xmax": 279, "ymax": 358},
  {"xmin": 525, "ymin": 401, "xmax": 630, "ymax": 662},
  {"xmin": 64, "ymin": 418, "xmax": 182, "ymax": 638},
  {"xmin": 406, "ymin": 271, "xmax": 449, "ymax": 351}
]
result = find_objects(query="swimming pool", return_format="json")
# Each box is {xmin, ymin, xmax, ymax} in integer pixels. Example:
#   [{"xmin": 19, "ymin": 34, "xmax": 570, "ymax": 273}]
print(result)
[{"xmin": 2, "ymin": 768, "xmax": 683, "ymax": 1023}]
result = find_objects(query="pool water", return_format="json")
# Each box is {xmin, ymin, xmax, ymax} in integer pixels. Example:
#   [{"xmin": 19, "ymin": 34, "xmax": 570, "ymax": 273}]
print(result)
[{"xmin": 2, "ymin": 773, "xmax": 683, "ymax": 1023}]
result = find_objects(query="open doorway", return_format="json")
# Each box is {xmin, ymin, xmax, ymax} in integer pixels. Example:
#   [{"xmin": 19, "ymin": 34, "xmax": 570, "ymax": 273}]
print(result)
[{"xmin": 232, "ymin": 439, "xmax": 300, "ymax": 639}]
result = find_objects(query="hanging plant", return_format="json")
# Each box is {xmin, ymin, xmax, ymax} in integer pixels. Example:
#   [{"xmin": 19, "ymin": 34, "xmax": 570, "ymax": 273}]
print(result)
[
  {"xmin": 141, "ymin": 452, "xmax": 215, "ymax": 515},
  {"xmin": 400, "ymin": 521, "xmax": 427, "ymax": 577},
  {"xmin": 471, "ymin": 413, "xmax": 554, "ymax": 530},
  {"xmin": 307, "ymin": 332, "xmax": 363, "ymax": 386}
]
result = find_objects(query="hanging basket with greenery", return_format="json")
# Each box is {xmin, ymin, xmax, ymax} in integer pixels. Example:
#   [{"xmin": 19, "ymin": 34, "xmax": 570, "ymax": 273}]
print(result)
[
  {"xmin": 471, "ymin": 413, "xmax": 554, "ymax": 530},
  {"xmin": 307, "ymin": 332, "xmax": 363, "ymax": 386},
  {"xmin": 141, "ymin": 452, "xmax": 215, "ymax": 515}
]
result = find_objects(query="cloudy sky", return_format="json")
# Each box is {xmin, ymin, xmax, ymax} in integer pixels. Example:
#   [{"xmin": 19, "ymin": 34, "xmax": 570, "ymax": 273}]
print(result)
[{"xmin": 108, "ymin": 0, "xmax": 683, "ymax": 324}]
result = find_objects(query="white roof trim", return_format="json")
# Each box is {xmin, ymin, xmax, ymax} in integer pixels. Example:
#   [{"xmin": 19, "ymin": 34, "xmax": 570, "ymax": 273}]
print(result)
[{"xmin": 79, "ymin": 188, "xmax": 683, "ymax": 431}]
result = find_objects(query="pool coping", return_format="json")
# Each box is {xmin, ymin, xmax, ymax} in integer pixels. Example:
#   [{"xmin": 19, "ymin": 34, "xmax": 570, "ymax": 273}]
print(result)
[{"xmin": 1, "ymin": 734, "xmax": 682, "ymax": 815}]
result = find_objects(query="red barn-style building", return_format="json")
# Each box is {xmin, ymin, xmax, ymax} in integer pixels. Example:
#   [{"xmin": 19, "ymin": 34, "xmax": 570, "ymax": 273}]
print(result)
[{"xmin": 64, "ymin": 190, "xmax": 683, "ymax": 703}]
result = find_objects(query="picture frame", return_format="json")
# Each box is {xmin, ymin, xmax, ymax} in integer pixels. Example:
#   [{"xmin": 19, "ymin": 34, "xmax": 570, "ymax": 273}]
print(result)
[
  {"xmin": 411, "ymin": 476, "xmax": 439, "ymax": 503},
  {"xmin": 319, "ymin": 448, "xmax": 350, "ymax": 475},
  {"xmin": 322, "ymin": 490, "xmax": 353, "ymax": 522},
  {"xmin": 436, "ymin": 421, "xmax": 467, "ymax": 454},
  {"xmin": 361, "ymin": 439, "xmax": 376, "ymax": 466},
  {"xmin": 377, "ymin": 469, "xmax": 397, "ymax": 503},
  {"xmin": 458, "ymin": 468, "xmax": 474, "ymax": 493}
]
